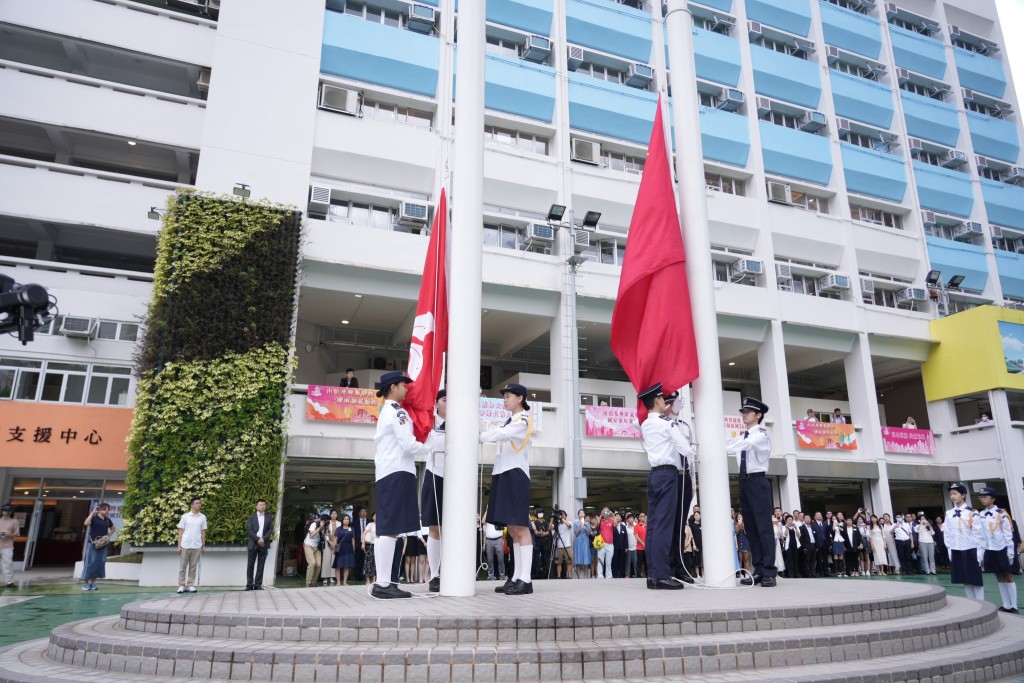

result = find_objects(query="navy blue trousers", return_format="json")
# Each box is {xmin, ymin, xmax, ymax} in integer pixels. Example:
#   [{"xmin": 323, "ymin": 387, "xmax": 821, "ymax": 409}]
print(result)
[
  {"xmin": 646, "ymin": 467, "xmax": 680, "ymax": 580},
  {"xmin": 670, "ymin": 468, "xmax": 692, "ymax": 577},
  {"xmin": 739, "ymin": 475, "xmax": 777, "ymax": 578}
]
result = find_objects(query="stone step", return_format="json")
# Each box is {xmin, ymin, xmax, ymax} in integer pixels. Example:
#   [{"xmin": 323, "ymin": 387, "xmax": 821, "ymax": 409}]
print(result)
[
  {"xmin": 37, "ymin": 597, "xmax": 1000, "ymax": 681},
  {"xmin": 117, "ymin": 580, "xmax": 949, "ymax": 644}
]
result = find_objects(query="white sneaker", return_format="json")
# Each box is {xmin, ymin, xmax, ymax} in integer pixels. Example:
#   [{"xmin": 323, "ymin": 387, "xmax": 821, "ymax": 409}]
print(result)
[
  {"xmin": 176, "ymin": 586, "xmax": 185, "ymax": 594},
  {"xmin": 186, "ymin": 587, "xmax": 197, "ymax": 593}
]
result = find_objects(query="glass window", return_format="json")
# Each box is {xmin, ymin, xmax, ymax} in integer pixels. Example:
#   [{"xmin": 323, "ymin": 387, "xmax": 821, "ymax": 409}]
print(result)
[
  {"xmin": 371, "ymin": 206, "xmax": 392, "ymax": 230},
  {"xmin": 64, "ymin": 374, "xmax": 86, "ymax": 403},
  {"xmin": 118, "ymin": 324, "xmax": 139, "ymax": 342},
  {"xmin": 500, "ymin": 227, "xmax": 518, "ymax": 250},
  {"xmin": 97, "ymin": 321, "xmax": 118, "ymax": 340},
  {"xmin": 0, "ymin": 368, "xmax": 13, "ymax": 399},
  {"xmin": 483, "ymin": 224, "xmax": 500, "ymax": 247},
  {"xmin": 0, "ymin": 358, "xmax": 42, "ymax": 368},
  {"xmin": 110, "ymin": 378, "xmax": 131, "ymax": 406},
  {"xmin": 350, "ymin": 203, "xmax": 370, "ymax": 226},
  {"xmin": 92, "ymin": 366, "xmax": 131, "ymax": 375},
  {"xmin": 86, "ymin": 376, "xmax": 108, "ymax": 405},
  {"xmin": 15, "ymin": 371, "xmax": 39, "ymax": 400}
]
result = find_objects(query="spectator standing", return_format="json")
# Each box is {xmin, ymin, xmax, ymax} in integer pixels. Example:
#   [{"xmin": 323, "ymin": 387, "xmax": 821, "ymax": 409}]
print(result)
[
  {"xmin": 798, "ymin": 513, "xmax": 816, "ymax": 577},
  {"xmin": 572, "ymin": 510, "xmax": 592, "ymax": 578},
  {"xmin": 916, "ymin": 513, "xmax": 937, "ymax": 575},
  {"xmin": 882, "ymin": 514, "xmax": 901, "ymax": 575},
  {"xmin": 781, "ymin": 514, "xmax": 801, "ymax": 578},
  {"xmin": 303, "ymin": 513, "xmax": 325, "ymax": 588},
  {"xmin": 0, "ymin": 505, "xmax": 19, "ymax": 587},
  {"xmin": 612, "ymin": 513, "xmax": 627, "ymax": 578},
  {"xmin": 81, "ymin": 502, "xmax": 115, "ymax": 591},
  {"xmin": 689, "ymin": 510, "xmax": 704, "ymax": 578},
  {"xmin": 322, "ymin": 510, "xmax": 339, "ymax": 585},
  {"xmin": 840, "ymin": 517, "xmax": 862, "ymax": 576},
  {"xmin": 735, "ymin": 513, "xmax": 751, "ymax": 574},
  {"xmin": 353, "ymin": 508, "xmax": 369, "ymax": 582},
  {"xmin": 333, "ymin": 514, "xmax": 356, "ymax": 585},
  {"xmin": 624, "ymin": 514, "xmax": 638, "ymax": 578},
  {"xmin": 831, "ymin": 516, "xmax": 846, "ymax": 576},
  {"xmin": 830, "ymin": 409, "xmax": 847, "ymax": 424},
  {"xmin": 176, "ymin": 497, "xmax": 207, "ymax": 594},
  {"xmin": 893, "ymin": 513, "xmax": 914, "ymax": 574},
  {"xmin": 597, "ymin": 509, "xmax": 615, "ymax": 579},
  {"xmin": 552, "ymin": 510, "xmax": 573, "ymax": 578},
  {"xmin": 902, "ymin": 416, "xmax": 917, "ymax": 428},
  {"xmin": 804, "ymin": 409, "xmax": 818, "ymax": 422},
  {"xmin": 869, "ymin": 516, "xmax": 887, "ymax": 575},
  {"xmin": 635, "ymin": 513, "xmax": 648, "ymax": 578},
  {"xmin": 531, "ymin": 507, "xmax": 550, "ymax": 581},
  {"xmin": 588, "ymin": 514, "xmax": 600, "ymax": 578},
  {"xmin": 812, "ymin": 512, "xmax": 829, "ymax": 576},
  {"xmin": 245, "ymin": 499, "xmax": 273, "ymax": 591},
  {"xmin": 361, "ymin": 512, "xmax": 377, "ymax": 585},
  {"xmin": 484, "ymin": 518, "xmax": 506, "ymax": 581},
  {"xmin": 933, "ymin": 515, "xmax": 949, "ymax": 569},
  {"xmin": 339, "ymin": 368, "xmax": 359, "ymax": 388}
]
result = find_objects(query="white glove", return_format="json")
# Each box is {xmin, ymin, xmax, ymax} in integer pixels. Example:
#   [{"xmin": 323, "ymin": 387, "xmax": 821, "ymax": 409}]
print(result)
[
  {"xmin": 948, "ymin": 548, "xmax": 952, "ymax": 562},
  {"xmin": 977, "ymin": 548, "xmax": 985, "ymax": 566}
]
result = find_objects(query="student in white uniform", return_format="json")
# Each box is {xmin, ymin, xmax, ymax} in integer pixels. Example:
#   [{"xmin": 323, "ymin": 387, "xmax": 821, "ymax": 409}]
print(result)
[
  {"xmin": 371, "ymin": 371, "xmax": 431, "ymax": 599},
  {"xmin": 976, "ymin": 487, "xmax": 1018, "ymax": 613},
  {"xmin": 420, "ymin": 389, "xmax": 446, "ymax": 593},
  {"xmin": 481, "ymin": 383, "xmax": 534, "ymax": 596},
  {"xmin": 945, "ymin": 482, "xmax": 985, "ymax": 601}
]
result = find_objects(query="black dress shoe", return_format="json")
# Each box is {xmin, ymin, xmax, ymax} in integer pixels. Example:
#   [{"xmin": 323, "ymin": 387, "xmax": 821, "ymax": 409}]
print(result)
[
  {"xmin": 672, "ymin": 573, "xmax": 695, "ymax": 584},
  {"xmin": 739, "ymin": 576, "xmax": 754, "ymax": 586},
  {"xmin": 760, "ymin": 576, "xmax": 777, "ymax": 587},
  {"xmin": 494, "ymin": 578, "xmax": 514, "ymax": 593},
  {"xmin": 648, "ymin": 579, "xmax": 684, "ymax": 590},
  {"xmin": 371, "ymin": 583, "xmax": 412, "ymax": 599},
  {"xmin": 254, "ymin": 586, "xmax": 263, "ymax": 590},
  {"xmin": 647, "ymin": 578, "xmax": 656, "ymax": 589},
  {"xmin": 428, "ymin": 577, "xmax": 440, "ymax": 593},
  {"xmin": 504, "ymin": 580, "xmax": 533, "ymax": 595},
  {"xmin": 244, "ymin": 586, "xmax": 253, "ymax": 591}
]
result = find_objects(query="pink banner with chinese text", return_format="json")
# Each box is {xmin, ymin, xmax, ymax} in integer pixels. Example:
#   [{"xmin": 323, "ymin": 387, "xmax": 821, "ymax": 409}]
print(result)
[
  {"xmin": 305, "ymin": 385, "xmax": 381, "ymax": 423},
  {"xmin": 795, "ymin": 420, "xmax": 858, "ymax": 450},
  {"xmin": 584, "ymin": 406, "xmax": 641, "ymax": 438},
  {"xmin": 881, "ymin": 427, "xmax": 936, "ymax": 455}
]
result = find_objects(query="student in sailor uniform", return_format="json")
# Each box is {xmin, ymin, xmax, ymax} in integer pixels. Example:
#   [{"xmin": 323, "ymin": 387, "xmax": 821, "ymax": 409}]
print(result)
[
  {"xmin": 639, "ymin": 383, "xmax": 689, "ymax": 590},
  {"xmin": 481, "ymin": 383, "xmax": 534, "ymax": 596},
  {"xmin": 420, "ymin": 389, "xmax": 447, "ymax": 593},
  {"xmin": 945, "ymin": 482, "xmax": 985, "ymax": 601},
  {"xmin": 665, "ymin": 389, "xmax": 697, "ymax": 584},
  {"xmin": 371, "ymin": 371, "xmax": 431, "ymax": 599},
  {"xmin": 727, "ymin": 397, "xmax": 777, "ymax": 587},
  {"xmin": 976, "ymin": 487, "xmax": 1019, "ymax": 613}
]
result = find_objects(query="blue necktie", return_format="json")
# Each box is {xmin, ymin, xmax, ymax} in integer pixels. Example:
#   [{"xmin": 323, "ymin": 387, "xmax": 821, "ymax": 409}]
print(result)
[
  {"xmin": 953, "ymin": 510, "xmax": 962, "ymax": 518},
  {"xmin": 739, "ymin": 430, "xmax": 749, "ymax": 476}
]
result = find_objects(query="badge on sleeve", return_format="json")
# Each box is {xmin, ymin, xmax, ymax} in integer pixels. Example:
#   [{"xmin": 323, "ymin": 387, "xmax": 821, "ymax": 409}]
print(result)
[{"xmin": 396, "ymin": 410, "xmax": 409, "ymax": 425}]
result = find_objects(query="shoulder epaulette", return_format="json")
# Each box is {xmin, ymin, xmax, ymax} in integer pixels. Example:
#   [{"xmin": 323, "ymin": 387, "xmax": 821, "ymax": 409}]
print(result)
[{"xmin": 659, "ymin": 415, "xmax": 672, "ymax": 421}]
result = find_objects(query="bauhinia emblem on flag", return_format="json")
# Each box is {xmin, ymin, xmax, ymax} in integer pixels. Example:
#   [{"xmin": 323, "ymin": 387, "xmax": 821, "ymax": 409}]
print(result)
[
  {"xmin": 403, "ymin": 189, "xmax": 449, "ymax": 442},
  {"xmin": 610, "ymin": 97, "xmax": 699, "ymax": 422}
]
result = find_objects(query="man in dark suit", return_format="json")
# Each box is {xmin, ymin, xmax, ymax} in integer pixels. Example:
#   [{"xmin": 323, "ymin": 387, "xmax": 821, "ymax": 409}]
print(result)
[
  {"xmin": 246, "ymin": 499, "xmax": 273, "ymax": 590},
  {"xmin": 353, "ymin": 507, "xmax": 368, "ymax": 581},
  {"xmin": 339, "ymin": 368, "xmax": 359, "ymax": 388},
  {"xmin": 797, "ymin": 513, "xmax": 816, "ymax": 578},
  {"xmin": 812, "ymin": 512, "xmax": 830, "ymax": 576}
]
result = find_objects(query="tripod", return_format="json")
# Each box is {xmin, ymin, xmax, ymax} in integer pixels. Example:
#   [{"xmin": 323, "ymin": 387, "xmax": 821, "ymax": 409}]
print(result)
[{"xmin": 548, "ymin": 513, "xmax": 580, "ymax": 579}]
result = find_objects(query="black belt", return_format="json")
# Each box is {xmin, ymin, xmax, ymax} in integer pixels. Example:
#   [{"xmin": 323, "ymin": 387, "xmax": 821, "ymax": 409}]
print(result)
[
  {"xmin": 739, "ymin": 471, "xmax": 766, "ymax": 479},
  {"xmin": 651, "ymin": 464, "xmax": 680, "ymax": 472}
]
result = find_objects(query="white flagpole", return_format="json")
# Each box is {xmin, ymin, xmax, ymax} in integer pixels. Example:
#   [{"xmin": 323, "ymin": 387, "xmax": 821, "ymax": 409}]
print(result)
[
  {"xmin": 440, "ymin": 0, "xmax": 486, "ymax": 597},
  {"xmin": 664, "ymin": 0, "xmax": 736, "ymax": 588}
]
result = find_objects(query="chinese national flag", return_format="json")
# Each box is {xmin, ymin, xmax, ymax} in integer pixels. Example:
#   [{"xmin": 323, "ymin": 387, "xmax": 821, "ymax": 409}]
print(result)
[
  {"xmin": 610, "ymin": 98, "xmax": 699, "ymax": 422},
  {"xmin": 403, "ymin": 189, "xmax": 449, "ymax": 442}
]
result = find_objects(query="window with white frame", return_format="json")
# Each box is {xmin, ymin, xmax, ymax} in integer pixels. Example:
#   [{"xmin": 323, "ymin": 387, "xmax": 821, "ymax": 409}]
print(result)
[
  {"xmin": 917, "ymin": 150, "xmax": 943, "ymax": 167},
  {"xmin": 832, "ymin": 61, "xmax": 877, "ymax": 81},
  {"xmin": 0, "ymin": 358, "xmax": 132, "ymax": 406},
  {"xmin": 484, "ymin": 125, "xmax": 549, "ymax": 155},
  {"xmin": 899, "ymin": 81, "xmax": 945, "ymax": 101},
  {"xmin": 824, "ymin": 0, "xmax": 870, "ymax": 14},
  {"xmin": 361, "ymin": 99, "xmax": 432, "ymax": 129},
  {"xmin": 597, "ymin": 238, "xmax": 626, "ymax": 265},
  {"xmin": 326, "ymin": 200, "xmax": 398, "ymax": 231},
  {"xmin": 33, "ymin": 317, "xmax": 140, "ymax": 342},
  {"xmin": 966, "ymin": 101, "xmax": 1003, "ymax": 118},
  {"xmin": 482, "ymin": 223, "xmax": 550, "ymax": 255},
  {"xmin": 863, "ymin": 287, "xmax": 904, "ymax": 308},
  {"xmin": 980, "ymin": 167, "xmax": 1002, "ymax": 181},
  {"xmin": 485, "ymin": 35, "xmax": 522, "ymax": 59},
  {"xmin": 713, "ymin": 260, "xmax": 730, "ymax": 283},
  {"xmin": 753, "ymin": 36, "xmax": 809, "ymax": 59},
  {"xmin": 576, "ymin": 62, "xmax": 627, "ymax": 84},
  {"xmin": 946, "ymin": 298, "xmax": 978, "ymax": 314},
  {"xmin": 762, "ymin": 110, "xmax": 802, "ymax": 129},
  {"xmin": 851, "ymin": 205, "xmax": 904, "ymax": 229},
  {"xmin": 789, "ymin": 189, "xmax": 829, "ymax": 214},
  {"xmin": 705, "ymin": 172, "xmax": 745, "ymax": 196},
  {"xmin": 889, "ymin": 17, "xmax": 935, "ymax": 36},
  {"xmin": 952, "ymin": 38, "xmax": 991, "ymax": 54},
  {"xmin": 601, "ymin": 149, "xmax": 644, "ymax": 174},
  {"xmin": 924, "ymin": 223, "xmax": 957, "ymax": 240},
  {"xmin": 787, "ymin": 274, "xmax": 843, "ymax": 300},
  {"xmin": 699, "ymin": 91, "xmax": 720, "ymax": 107},
  {"xmin": 844, "ymin": 131, "xmax": 887, "ymax": 150},
  {"xmin": 693, "ymin": 15, "xmax": 732, "ymax": 35},
  {"xmin": 342, "ymin": 1, "xmax": 405, "ymax": 27}
]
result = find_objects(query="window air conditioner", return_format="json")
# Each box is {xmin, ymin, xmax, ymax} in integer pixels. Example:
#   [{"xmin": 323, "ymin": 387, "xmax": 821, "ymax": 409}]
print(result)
[
  {"xmin": 991, "ymin": 225, "xmax": 1003, "ymax": 239},
  {"xmin": 566, "ymin": 45, "xmax": 584, "ymax": 72},
  {"xmin": 736, "ymin": 259, "xmax": 763, "ymax": 275},
  {"xmin": 319, "ymin": 85, "xmax": 360, "ymax": 116},
  {"xmin": 766, "ymin": 181, "xmax": 792, "ymax": 205},
  {"xmin": 921, "ymin": 210, "xmax": 937, "ymax": 227},
  {"xmin": 818, "ymin": 274, "xmax": 851, "ymax": 291},
  {"xmin": 398, "ymin": 201, "xmax": 430, "ymax": 227},
  {"xmin": 309, "ymin": 185, "xmax": 332, "ymax": 215},
  {"xmin": 571, "ymin": 138, "xmax": 601, "ymax": 165},
  {"xmin": 205, "ymin": 0, "xmax": 219, "ymax": 18},
  {"xmin": 747, "ymin": 20, "xmax": 762, "ymax": 40},
  {"xmin": 197, "ymin": 68, "xmax": 211, "ymax": 94},
  {"xmin": 799, "ymin": 110, "xmax": 827, "ymax": 133},
  {"xmin": 60, "ymin": 316, "xmax": 97, "ymax": 339},
  {"xmin": 860, "ymin": 279, "xmax": 875, "ymax": 294},
  {"xmin": 756, "ymin": 96, "xmax": 772, "ymax": 117},
  {"xmin": 953, "ymin": 221, "xmax": 982, "ymax": 240},
  {"xmin": 897, "ymin": 287, "xmax": 929, "ymax": 303},
  {"xmin": 1016, "ymin": 238, "xmax": 1024, "ymax": 254},
  {"xmin": 884, "ymin": 3, "xmax": 899, "ymax": 20},
  {"xmin": 826, "ymin": 46, "xmax": 841, "ymax": 62},
  {"xmin": 976, "ymin": 155, "xmax": 991, "ymax": 172},
  {"xmin": 523, "ymin": 35, "xmax": 551, "ymax": 63},
  {"xmin": 962, "ymin": 88, "xmax": 976, "ymax": 104},
  {"xmin": 1001, "ymin": 167, "xmax": 1024, "ymax": 185},
  {"xmin": 574, "ymin": 230, "xmax": 591, "ymax": 252},
  {"xmin": 625, "ymin": 63, "xmax": 654, "ymax": 89},
  {"xmin": 908, "ymin": 138, "xmax": 924, "ymax": 156},
  {"xmin": 896, "ymin": 67, "xmax": 911, "ymax": 84},
  {"xmin": 949, "ymin": 25, "xmax": 962, "ymax": 41},
  {"xmin": 940, "ymin": 149, "xmax": 967, "ymax": 169},
  {"xmin": 837, "ymin": 118, "xmax": 852, "ymax": 137},
  {"xmin": 527, "ymin": 223, "xmax": 555, "ymax": 243},
  {"xmin": 776, "ymin": 263, "xmax": 793, "ymax": 282},
  {"xmin": 717, "ymin": 89, "xmax": 743, "ymax": 112},
  {"xmin": 407, "ymin": 4, "xmax": 437, "ymax": 34}
]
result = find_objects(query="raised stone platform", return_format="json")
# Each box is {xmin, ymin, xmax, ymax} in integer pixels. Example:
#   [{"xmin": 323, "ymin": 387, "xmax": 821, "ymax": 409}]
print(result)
[{"xmin": 2, "ymin": 579, "xmax": 1024, "ymax": 682}]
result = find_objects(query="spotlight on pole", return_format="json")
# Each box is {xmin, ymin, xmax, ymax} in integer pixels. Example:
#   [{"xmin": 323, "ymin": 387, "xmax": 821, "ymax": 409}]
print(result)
[
  {"xmin": 925, "ymin": 269, "xmax": 941, "ymax": 286},
  {"xmin": 547, "ymin": 204, "xmax": 567, "ymax": 222},
  {"xmin": 582, "ymin": 211, "xmax": 601, "ymax": 230}
]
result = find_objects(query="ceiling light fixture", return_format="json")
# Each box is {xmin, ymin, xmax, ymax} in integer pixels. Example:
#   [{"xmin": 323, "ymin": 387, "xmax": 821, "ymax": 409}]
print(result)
[
  {"xmin": 127, "ymin": 140, "xmax": 137, "ymax": 146},
  {"xmin": 341, "ymin": 320, "xmax": 349, "ymax": 324}
]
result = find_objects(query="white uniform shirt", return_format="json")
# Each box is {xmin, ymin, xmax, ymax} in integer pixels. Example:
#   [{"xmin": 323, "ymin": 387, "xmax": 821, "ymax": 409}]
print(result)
[
  {"xmin": 480, "ymin": 411, "xmax": 531, "ymax": 476},
  {"xmin": 640, "ymin": 414, "xmax": 692, "ymax": 470},
  {"xmin": 893, "ymin": 521, "xmax": 912, "ymax": 541},
  {"xmin": 177, "ymin": 512, "xmax": 207, "ymax": 549},
  {"xmin": 425, "ymin": 423, "xmax": 446, "ymax": 478},
  {"xmin": 374, "ymin": 400, "xmax": 430, "ymax": 481},
  {"xmin": 484, "ymin": 523, "xmax": 503, "ymax": 540},
  {"xmin": 977, "ymin": 506, "xmax": 1014, "ymax": 553},
  {"xmin": 943, "ymin": 503, "xmax": 980, "ymax": 550},
  {"xmin": 726, "ymin": 425, "xmax": 771, "ymax": 473}
]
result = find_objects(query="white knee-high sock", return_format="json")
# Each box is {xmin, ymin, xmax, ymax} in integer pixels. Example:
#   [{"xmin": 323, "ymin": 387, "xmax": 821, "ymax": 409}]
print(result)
[
  {"xmin": 519, "ymin": 543, "xmax": 534, "ymax": 583},
  {"xmin": 374, "ymin": 536, "xmax": 396, "ymax": 588},
  {"xmin": 1007, "ymin": 581, "xmax": 1018, "ymax": 609},
  {"xmin": 966, "ymin": 584, "xmax": 985, "ymax": 600},
  {"xmin": 511, "ymin": 542, "xmax": 521, "ymax": 581},
  {"xmin": 998, "ymin": 582, "xmax": 1011, "ymax": 608},
  {"xmin": 427, "ymin": 536, "xmax": 441, "ymax": 579}
]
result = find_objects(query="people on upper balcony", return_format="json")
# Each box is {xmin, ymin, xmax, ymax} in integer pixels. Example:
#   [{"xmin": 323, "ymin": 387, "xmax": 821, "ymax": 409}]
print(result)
[
  {"xmin": 339, "ymin": 368, "xmax": 359, "ymax": 388},
  {"xmin": 830, "ymin": 408, "xmax": 847, "ymax": 424}
]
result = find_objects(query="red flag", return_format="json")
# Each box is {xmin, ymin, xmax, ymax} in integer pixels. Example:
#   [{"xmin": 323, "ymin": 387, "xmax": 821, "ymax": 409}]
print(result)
[
  {"xmin": 403, "ymin": 189, "xmax": 449, "ymax": 442},
  {"xmin": 610, "ymin": 97, "xmax": 699, "ymax": 422}
]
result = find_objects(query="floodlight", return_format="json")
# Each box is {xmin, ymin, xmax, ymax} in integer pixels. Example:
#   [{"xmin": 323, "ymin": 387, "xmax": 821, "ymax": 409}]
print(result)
[
  {"xmin": 947, "ymin": 274, "xmax": 966, "ymax": 289},
  {"xmin": 925, "ymin": 270, "xmax": 941, "ymax": 286},
  {"xmin": 582, "ymin": 211, "xmax": 602, "ymax": 229},
  {"xmin": 547, "ymin": 204, "xmax": 567, "ymax": 222}
]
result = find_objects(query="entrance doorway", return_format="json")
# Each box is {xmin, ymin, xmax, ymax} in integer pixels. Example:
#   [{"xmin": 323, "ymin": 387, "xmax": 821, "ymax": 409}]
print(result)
[{"xmin": 798, "ymin": 478, "xmax": 868, "ymax": 517}]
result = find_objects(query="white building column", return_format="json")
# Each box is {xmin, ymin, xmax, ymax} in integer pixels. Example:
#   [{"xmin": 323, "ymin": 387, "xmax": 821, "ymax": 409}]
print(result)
[
  {"xmin": 756, "ymin": 320, "xmax": 800, "ymax": 511},
  {"xmin": 991, "ymin": 390, "xmax": 1024, "ymax": 519},
  {"xmin": 844, "ymin": 333, "xmax": 892, "ymax": 513}
]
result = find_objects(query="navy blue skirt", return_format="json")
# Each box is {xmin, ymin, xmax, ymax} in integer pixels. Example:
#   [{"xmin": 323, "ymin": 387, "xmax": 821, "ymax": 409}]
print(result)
[
  {"xmin": 950, "ymin": 548, "xmax": 984, "ymax": 586},
  {"xmin": 982, "ymin": 548, "xmax": 1013, "ymax": 574},
  {"xmin": 420, "ymin": 471, "xmax": 444, "ymax": 527},
  {"xmin": 375, "ymin": 471, "xmax": 420, "ymax": 536},
  {"xmin": 487, "ymin": 469, "xmax": 531, "ymax": 528}
]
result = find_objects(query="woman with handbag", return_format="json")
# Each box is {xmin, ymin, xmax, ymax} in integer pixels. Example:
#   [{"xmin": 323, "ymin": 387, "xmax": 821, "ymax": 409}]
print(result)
[
  {"xmin": 82, "ymin": 502, "xmax": 115, "ymax": 591},
  {"xmin": 321, "ymin": 510, "xmax": 339, "ymax": 585},
  {"xmin": 361, "ymin": 512, "xmax": 377, "ymax": 585}
]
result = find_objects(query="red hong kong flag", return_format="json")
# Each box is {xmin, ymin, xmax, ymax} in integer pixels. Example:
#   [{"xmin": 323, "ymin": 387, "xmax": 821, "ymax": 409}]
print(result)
[
  {"xmin": 403, "ymin": 189, "xmax": 449, "ymax": 442},
  {"xmin": 610, "ymin": 97, "xmax": 699, "ymax": 422}
]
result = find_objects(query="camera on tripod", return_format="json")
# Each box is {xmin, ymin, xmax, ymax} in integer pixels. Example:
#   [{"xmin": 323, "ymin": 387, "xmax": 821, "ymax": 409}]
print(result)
[{"xmin": 0, "ymin": 274, "xmax": 56, "ymax": 345}]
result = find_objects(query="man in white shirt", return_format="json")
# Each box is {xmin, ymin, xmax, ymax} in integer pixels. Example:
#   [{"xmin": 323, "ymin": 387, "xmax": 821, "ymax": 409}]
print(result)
[
  {"xmin": 804, "ymin": 409, "xmax": 818, "ymax": 422},
  {"xmin": 176, "ymin": 498, "xmax": 207, "ymax": 593},
  {"xmin": 830, "ymin": 409, "xmax": 847, "ymax": 424},
  {"xmin": 246, "ymin": 499, "xmax": 273, "ymax": 590}
]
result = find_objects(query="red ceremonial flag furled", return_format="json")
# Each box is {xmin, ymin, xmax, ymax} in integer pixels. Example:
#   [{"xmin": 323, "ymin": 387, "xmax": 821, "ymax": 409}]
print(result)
[
  {"xmin": 403, "ymin": 189, "xmax": 449, "ymax": 442},
  {"xmin": 610, "ymin": 97, "xmax": 699, "ymax": 422}
]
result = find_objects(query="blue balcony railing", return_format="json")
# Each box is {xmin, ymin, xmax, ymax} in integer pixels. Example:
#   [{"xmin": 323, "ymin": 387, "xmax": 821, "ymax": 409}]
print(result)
[
  {"xmin": 841, "ymin": 143, "xmax": 906, "ymax": 202},
  {"xmin": 819, "ymin": 1, "xmax": 882, "ymax": 59}
]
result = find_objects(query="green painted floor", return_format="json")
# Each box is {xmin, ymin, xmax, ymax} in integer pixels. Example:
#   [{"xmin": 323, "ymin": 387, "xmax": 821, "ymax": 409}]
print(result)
[{"xmin": 0, "ymin": 572, "xmax": 1022, "ymax": 648}]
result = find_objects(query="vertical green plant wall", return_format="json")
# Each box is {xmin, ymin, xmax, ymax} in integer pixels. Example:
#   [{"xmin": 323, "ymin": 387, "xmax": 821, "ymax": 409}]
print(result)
[{"xmin": 123, "ymin": 189, "xmax": 301, "ymax": 545}]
